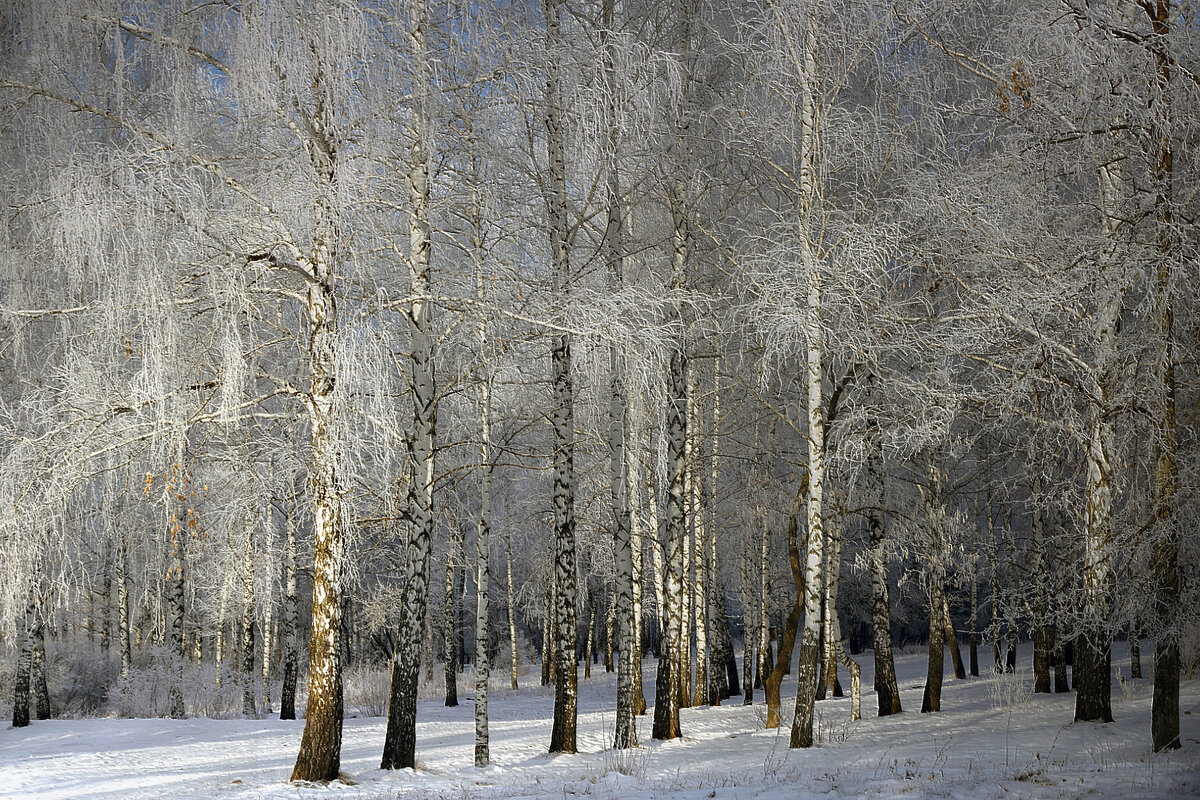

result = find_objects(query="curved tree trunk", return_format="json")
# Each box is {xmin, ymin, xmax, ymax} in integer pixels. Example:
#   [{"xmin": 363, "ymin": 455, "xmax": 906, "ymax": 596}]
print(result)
[{"xmin": 765, "ymin": 494, "xmax": 805, "ymax": 729}]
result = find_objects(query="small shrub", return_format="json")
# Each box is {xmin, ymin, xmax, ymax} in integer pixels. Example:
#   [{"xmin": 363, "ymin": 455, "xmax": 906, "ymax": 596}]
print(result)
[
  {"xmin": 48, "ymin": 644, "xmax": 117, "ymax": 717},
  {"xmin": 986, "ymin": 668, "xmax": 1033, "ymax": 712},
  {"xmin": 601, "ymin": 746, "xmax": 649, "ymax": 779},
  {"xmin": 344, "ymin": 665, "xmax": 390, "ymax": 717}
]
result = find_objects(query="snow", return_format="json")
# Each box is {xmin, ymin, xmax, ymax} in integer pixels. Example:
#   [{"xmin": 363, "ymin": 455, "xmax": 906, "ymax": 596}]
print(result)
[{"xmin": 3, "ymin": 644, "xmax": 1199, "ymax": 800}]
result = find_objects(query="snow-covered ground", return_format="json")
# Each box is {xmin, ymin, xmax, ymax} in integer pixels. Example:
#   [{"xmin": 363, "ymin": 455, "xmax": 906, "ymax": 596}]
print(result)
[{"xmin": 4, "ymin": 643, "xmax": 1198, "ymax": 799}]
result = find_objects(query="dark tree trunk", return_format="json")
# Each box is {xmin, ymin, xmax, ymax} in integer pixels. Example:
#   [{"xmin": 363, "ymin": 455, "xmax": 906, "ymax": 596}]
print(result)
[
  {"xmin": 921, "ymin": 581, "xmax": 945, "ymax": 714},
  {"xmin": 766, "ymin": 505, "xmax": 805, "ymax": 728},
  {"xmin": 32, "ymin": 605, "xmax": 51, "ymax": 720},
  {"xmin": 12, "ymin": 589, "xmax": 34, "ymax": 728},
  {"xmin": 1033, "ymin": 626, "xmax": 1052, "ymax": 693},
  {"xmin": 280, "ymin": 509, "xmax": 299, "ymax": 721},
  {"xmin": 943, "ymin": 598, "xmax": 966, "ymax": 680},
  {"xmin": 1053, "ymin": 632, "xmax": 1070, "ymax": 693},
  {"xmin": 1073, "ymin": 631, "xmax": 1113, "ymax": 723}
]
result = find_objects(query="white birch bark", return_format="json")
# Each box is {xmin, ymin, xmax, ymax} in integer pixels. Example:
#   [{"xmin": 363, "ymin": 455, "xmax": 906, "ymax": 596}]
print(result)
[
  {"xmin": 381, "ymin": 0, "xmax": 438, "ymax": 771},
  {"xmin": 865, "ymin": 376, "xmax": 900, "ymax": 714},
  {"xmin": 544, "ymin": 0, "xmax": 577, "ymax": 755},
  {"xmin": 1073, "ymin": 141, "xmax": 1124, "ymax": 725},
  {"xmin": 473, "ymin": 167, "xmax": 494, "ymax": 767},
  {"xmin": 627, "ymin": 398, "xmax": 647, "ymax": 714},
  {"xmin": 166, "ymin": 461, "xmax": 186, "ymax": 720},
  {"xmin": 240, "ymin": 508, "xmax": 257, "ymax": 718},
  {"xmin": 506, "ymin": 536, "xmax": 519, "ymax": 691},
  {"xmin": 1149, "ymin": 0, "xmax": 1180, "ymax": 751},
  {"xmin": 280, "ymin": 507, "xmax": 299, "ymax": 721},
  {"xmin": 690, "ymin": 367, "xmax": 709, "ymax": 708},
  {"xmin": 116, "ymin": 537, "xmax": 132, "ymax": 684},
  {"xmin": 786, "ymin": 9, "xmax": 824, "ymax": 749}
]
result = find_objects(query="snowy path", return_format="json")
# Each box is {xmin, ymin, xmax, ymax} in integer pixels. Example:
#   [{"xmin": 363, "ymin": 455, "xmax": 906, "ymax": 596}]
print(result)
[{"xmin": 3, "ymin": 648, "xmax": 1199, "ymax": 799}]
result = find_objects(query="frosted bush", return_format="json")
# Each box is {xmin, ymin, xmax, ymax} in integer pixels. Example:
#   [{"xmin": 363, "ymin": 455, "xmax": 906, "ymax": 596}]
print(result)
[
  {"xmin": 48, "ymin": 644, "xmax": 117, "ymax": 717},
  {"xmin": 986, "ymin": 668, "xmax": 1033, "ymax": 712},
  {"xmin": 344, "ymin": 665, "xmax": 390, "ymax": 717},
  {"xmin": 106, "ymin": 647, "xmax": 254, "ymax": 719}
]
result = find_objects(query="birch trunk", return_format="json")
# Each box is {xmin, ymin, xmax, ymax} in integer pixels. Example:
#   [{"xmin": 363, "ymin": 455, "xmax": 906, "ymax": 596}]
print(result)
[
  {"xmin": 691, "ymin": 380, "xmax": 709, "ymax": 708},
  {"xmin": 544, "ymin": 0, "xmax": 578, "ymax": 755},
  {"xmin": 288, "ymin": 32, "xmax": 352, "ymax": 778},
  {"xmin": 12, "ymin": 588, "xmax": 34, "ymax": 728},
  {"xmin": 627, "ymin": 404, "xmax": 647, "ymax": 714},
  {"xmin": 261, "ymin": 590, "xmax": 273, "ymax": 715},
  {"xmin": 101, "ymin": 543, "xmax": 112, "ymax": 654},
  {"xmin": 1074, "ymin": 154, "xmax": 1124, "ymax": 725},
  {"xmin": 781, "ymin": 2, "xmax": 826, "ymax": 749},
  {"xmin": 473, "ymin": 181, "xmax": 494, "ymax": 766},
  {"xmin": 788, "ymin": 238, "xmax": 826, "ymax": 750},
  {"xmin": 241, "ymin": 510, "xmax": 258, "ymax": 718},
  {"xmin": 987, "ymin": 499, "xmax": 1002, "ymax": 673},
  {"xmin": 943, "ymin": 597, "xmax": 966, "ymax": 680},
  {"xmin": 604, "ymin": 80, "xmax": 634, "ymax": 736},
  {"xmin": 652, "ymin": 348, "xmax": 687, "ymax": 741},
  {"xmin": 740, "ymin": 536, "xmax": 755, "ymax": 706},
  {"xmin": 766, "ymin": 497, "xmax": 805, "ymax": 728},
  {"xmin": 506, "ymin": 537, "xmax": 519, "ymax": 691},
  {"xmin": 380, "ymin": 0, "xmax": 438, "ymax": 771},
  {"xmin": 757, "ymin": 513, "xmax": 769, "ymax": 690},
  {"xmin": 445, "ymin": 543, "xmax": 460, "ymax": 707},
  {"xmin": 280, "ymin": 508, "xmax": 299, "ymax": 721},
  {"xmin": 167, "ymin": 473, "xmax": 186, "ymax": 719},
  {"xmin": 32, "ymin": 605, "xmax": 50, "ymax": 721},
  {"xmin": 822, "ymin": 510, "xmax": 848, "ymax": 699},
  {"xmin": 1148, "ymin": 0, "xmax": 1179, "ymax": 752},
  {"xmin": 117, "ymin": 538, "xmax": 132, "ymax": 683},
  {"xmin": 680, "ymin": 448, "xmax": 693, "ymax": 710},
  {"xmin": 921, "ymin": 579, "xmax": 946, "ymax": 714},
  {"xmin": 865, "ymin": 392, "xmax": 900, "ymax": 714},
  {"xmin": 1031, "ymin": 473, "xmax": 1052, "ymax": 694}
]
